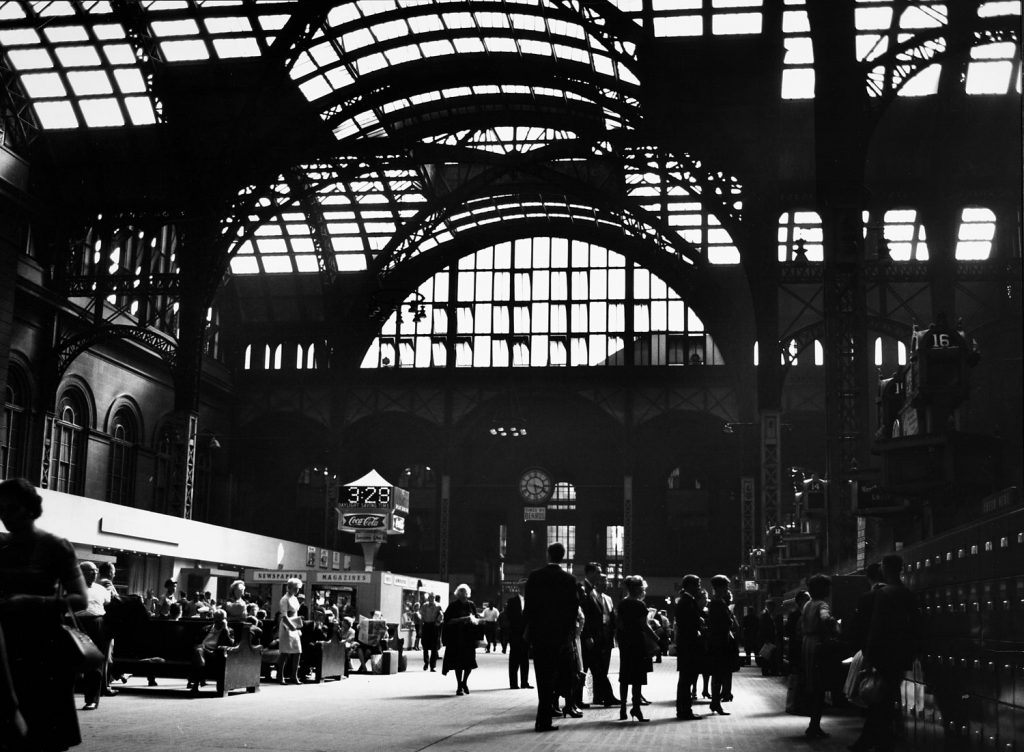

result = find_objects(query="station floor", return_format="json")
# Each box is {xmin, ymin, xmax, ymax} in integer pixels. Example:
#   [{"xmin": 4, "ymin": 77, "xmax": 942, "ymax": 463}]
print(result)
[{"xmin": 77, "ymin": 651, "xmax": 874, "ymax": 752}]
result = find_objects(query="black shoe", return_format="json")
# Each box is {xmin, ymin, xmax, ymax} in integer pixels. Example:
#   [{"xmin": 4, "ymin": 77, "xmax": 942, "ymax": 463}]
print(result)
[
  {"xmin": 510, "ymin": 684, "xmax": 519, "ymax": 690},
  {"xmin": 101, "ymin": 687, "xmax": 119, "ymax": 697},
  {"xmin": 721, "ymin": 693, "xmax": 734, "ymax": 702},
  {"xmin": 562, "ymin": 706, "xmax": 583, "ymax": 718},
  {"xmin": 805, "ymin": 727, "xmax": 830, "ymax": 739},
  {"xmin": 522, "ymin": 683, "xmax": 533, "ymax": 689},
  {"xmin": 630, "ymin": 708, "xmax": 650, "ymax": 723},
  {"xmin": 577, "ymin": 702, "xmax": 591, "ymax": 709},
  {"xmin": 709, "ymin": 703, "xmax": 730, "ymax": 715},
  {"xmin": 456, "ymin": 688, "xmax": 464, "ymax": 696},
  {"xmin": 535, "ymin": 724, "xmax": 559, "ymax": 733},
  {"xmin": 638, "ymin": 696, "xmax": 651, "ymax": 706},
  {"xmin": 676, "ymin": 712, "xmax": 701, "ymax": 720},
  {"xmin": 82, "ymin": 702, "xmax": 98, "ymax": 711}
]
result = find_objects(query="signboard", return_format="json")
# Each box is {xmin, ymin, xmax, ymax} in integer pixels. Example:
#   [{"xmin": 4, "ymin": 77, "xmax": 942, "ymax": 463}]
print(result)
[
  {"xmin": 340, "ymin": 470, "xmax": 409, "ymax": 511},
  {"xmin": 305, "ymin": 546, "xmax": 317, "ymax": 567},
  {"xmin": 390, "ymin": 514, "xmax": 406, "ymax": 533},
  {"xmin": 250, "ymin": 570, "xmax": 306, "ymax": 583},
  {"xmin": 314, "ymin": 571, "xmax": 371, "ymax": 584},
  {"xmin": 319, "ymin": 548, "xmax": 329, "ymax": 569},
  {"xmin": 523, "ymin": 506, "xmax": 546, "ymax": 521},
  {"xmin": 341, "ymin": 512, "xmax": 388, "ymax": 529},
  {"xmin": 744, "ymin": 580, "xmax": 758, "ymax": 592},
  {"xmin": 354, "ymin": 529, "xmax": 387, "ymax": 544},
  {"xmin": 331, "ymin": 551, "xmax": 341, "ymax": 571}
]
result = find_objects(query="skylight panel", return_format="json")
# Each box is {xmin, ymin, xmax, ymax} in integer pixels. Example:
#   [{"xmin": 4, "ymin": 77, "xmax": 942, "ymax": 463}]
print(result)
[
  {"xmin": 712, "ymin": 12, "xmax": 763, "ymax": 35},
  {"xmin": 79, "ymin": 98, "xmax": 125, "ymax": 127},
  {"xmin": 453, "ymin": 37, "xmax": 487, "ymax": 54},
  {"xmin": 855, "ymin": 6, "xmax": 893, "ymax": 30},
  {"xmin": 900, "ymin": 4, "xmax": 946, "ymax": 29},
  {"xmin": 897, "ymin": 63, "xmax": 940, "ymax": 96},
  {"xmin": 374, "ymin": 19, "xmax": 408, "ymax": 41},
  {"xmin": 328, "ymin": 4, "xmax": 360, "ymax": 26},
  {"xmin": 103, "ymin": 43, "xmax": 137, "ymax": 65},
  {"xmin": 93, "ymin": 24, "xmax": 126, "ymax": 40},
  {"xmin": 151, "ymin": 19, "xmax": 201, "ymax": 36},
  {"xmin": 260, "ymin": 15, "xmax": 290, "ymax": 31},
  {"xmin": 9, "ymin": 48, "xmax": 56, "ymax": 69},
  {"xmin": 654, "ymin": 15, "xmax": 702, "ymax": 36},
  {"xmin": 484, "ymin": 36, "xmax": 519, "ymax": 54},
  {"xmin": 0, "ymin": 28, "xmax": 40, "ymax": 45},
  {"xmin": 161, "ymin": 40, "xmax": 210, "ymax": 61},
  {"xmin": 112, "ymin": 68, "xmax": 146, "ymax": 94},
  {"xmin": 204, "ymin": 16, "xmax": 252, "ymax": 34},
  {"xmin": 33, "ymin": 100, "xmax": 77, "ymax": 129},
  {"xmin": 68, "ymin": 70, "xmax": 114, "ymax": 96},
  {"xmin": 213, "ymin": 37, "xmax": 260, "ymax": 58},
  {"xmin": 325, "ymin": 65, "xmax": 354, "ymax": 89},
  {"xmin": 342, "ymin": 26, "xmax": 375, "ymax": 51},
  {"xmin": 21, "ymin": 73, "xmax": 67, "ymax": 98},
  {"xmin": 0, "ymin": 3, "xmax": 26, "ymax": 20},
  {"xmin": 38, "ymin": 2, "xmax": 77, "ymax": 17},
  {"xmin": 124, "ymin": 96, "xmax": 157, "ymax": 125},
  {"xmin": 55, "ymin": 46, "xmax": 104, "ymax": 67},
  {"xmin": 409, "ymin": 12, "xmax": 444, "ymax": 33},
  {"xmin": 44, "ymin": 26, "xmax": 90, "ymax": 44},
  {"xmin": 420, "ymin": 39, "xmax": 454, "ymax": 58}
]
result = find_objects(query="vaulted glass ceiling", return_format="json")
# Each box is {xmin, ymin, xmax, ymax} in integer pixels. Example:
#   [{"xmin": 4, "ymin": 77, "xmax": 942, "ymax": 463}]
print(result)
[{"xmin": 0, "ymin": 0, "xmax": 1019, "ymax": 285}]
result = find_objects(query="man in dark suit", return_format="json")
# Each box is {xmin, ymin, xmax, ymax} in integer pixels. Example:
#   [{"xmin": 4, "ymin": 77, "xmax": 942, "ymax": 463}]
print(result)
[
  {"xmin": 524, "ymin": 542, "xmax": 578, "ymax": 732},
  {"xmin": 504, "ymin": 581, "xmax": 531, "ymax": 690},
  {"xmin": 580, "ymin": 563, "xmax": 617, "ymax": 706},
  {"xmin": 863, "ymin": 555, "xmax": 920, "ymax": 752},
  {"xmin": 674, "ymin": 573, "xmax": 703, "ymax": 720},
  {"xmin": 848, "ymin": 562, "xmax": 885, "ymax": 752}
]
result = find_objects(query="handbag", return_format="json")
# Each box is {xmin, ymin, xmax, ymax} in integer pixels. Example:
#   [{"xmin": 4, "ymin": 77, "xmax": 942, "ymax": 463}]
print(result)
[
  {"xmin": 857, "ymin": 668, "xmax": 887, "ymax": 705},
  {"xmin": 758, "ymin": 642, "xmax": 777, "ymax": 661},
  {"xmin": 844, "ymin": 650, "xmax": 866, "ymax": 705},
  {"xmin": 60, "ymin": 605, "xmax": 105, "ymax": 672}
]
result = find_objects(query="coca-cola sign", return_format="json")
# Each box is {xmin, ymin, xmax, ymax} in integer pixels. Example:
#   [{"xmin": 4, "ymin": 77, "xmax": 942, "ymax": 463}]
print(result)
[{"xmin": 342, "ymin": 513, "xmax": 386, "ymax": 529}]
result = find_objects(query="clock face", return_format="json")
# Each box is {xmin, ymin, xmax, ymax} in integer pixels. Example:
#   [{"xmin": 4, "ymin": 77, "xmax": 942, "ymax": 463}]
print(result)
[{"xmin": 519, "ymin": 467, "xmax": 554, "ymax": 503}]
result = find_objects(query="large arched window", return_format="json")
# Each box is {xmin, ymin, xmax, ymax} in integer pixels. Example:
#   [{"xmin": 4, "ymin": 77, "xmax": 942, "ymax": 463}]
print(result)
[
  {"xmin": 362, "ymin": 238, "xmax": 724, "ymax": 369},
  {"xmin": 51, "ymin": 391, "xmax": 87, "ymax": 494},
  {"xmin": 108, "ymin": 408, "xmax": 137, "ymax": 506},
  {"xmin": 1, "ymin": 367, "xmax": 30, "ymax": 481}
]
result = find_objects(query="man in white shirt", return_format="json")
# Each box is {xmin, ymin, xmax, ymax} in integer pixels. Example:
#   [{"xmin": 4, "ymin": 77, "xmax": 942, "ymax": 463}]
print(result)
[
  {"xmin": 76, "ymin": 561, "xmax": 112, "ymax": 710},
  {"xmin": 481, "ymin": 602, "xmax": 500, "ymax": 652}
]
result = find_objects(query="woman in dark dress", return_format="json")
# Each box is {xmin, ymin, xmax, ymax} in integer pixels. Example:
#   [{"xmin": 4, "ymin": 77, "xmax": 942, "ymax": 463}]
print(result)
[
  {"xmin": 441, "ymin": 584, "xmax": 479, "ymax": 695},
  {"xmin": 706, "ymin": 574, "xmax": 738, "ymax": 715},
  {"xmin": 614, "ymin": 575, "xmax": 659, "ymax": 723},
  {"xmin": 0, "ymin": 478, "xmax": 89, "ymax": 752},
  {"xmin": 690, "ymin": 588, "xmax": 712, "ymax": 700}
]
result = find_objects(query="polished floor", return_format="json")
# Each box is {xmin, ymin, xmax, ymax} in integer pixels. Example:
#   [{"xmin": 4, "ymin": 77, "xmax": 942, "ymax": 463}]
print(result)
[{"xmin": 76, "ymin": 651, "xmax": 871, "ymax": 752}]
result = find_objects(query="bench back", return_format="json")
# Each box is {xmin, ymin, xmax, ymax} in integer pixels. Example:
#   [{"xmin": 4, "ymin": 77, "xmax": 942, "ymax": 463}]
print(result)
[{"xmin": 113, "ymin": 619, "xmax": 214, "ymax": 663}]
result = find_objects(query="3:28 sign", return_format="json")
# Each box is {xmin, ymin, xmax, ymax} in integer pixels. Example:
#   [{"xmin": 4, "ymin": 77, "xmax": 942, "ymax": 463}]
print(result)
[{"xmin": 344, "ymin": 485, "xmax": 393, "ymax": 507}]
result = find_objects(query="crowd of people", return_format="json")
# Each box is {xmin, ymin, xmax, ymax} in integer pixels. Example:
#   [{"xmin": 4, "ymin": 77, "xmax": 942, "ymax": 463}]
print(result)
[{"xmin": 1, "ymin": 478, "xmax": 920, "ymax": 751}]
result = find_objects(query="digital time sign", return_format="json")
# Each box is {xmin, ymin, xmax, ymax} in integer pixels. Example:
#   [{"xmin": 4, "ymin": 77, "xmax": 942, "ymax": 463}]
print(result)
[{"xmin": 342, "ymin": 485, "xmax": 393, "ymax": 508}]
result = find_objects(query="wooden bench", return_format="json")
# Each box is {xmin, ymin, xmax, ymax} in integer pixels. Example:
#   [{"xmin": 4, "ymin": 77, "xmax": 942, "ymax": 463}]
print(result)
[{"xmin": 110, "ymin": 619, "xmax": 262, "ymax": 696}]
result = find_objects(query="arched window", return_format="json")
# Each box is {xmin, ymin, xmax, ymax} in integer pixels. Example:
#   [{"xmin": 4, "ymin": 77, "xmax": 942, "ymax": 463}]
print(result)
[
  {"xmin": 243, "ymin": 344, "xmax": 252, "ymax": 370},
  {"xmin": 956, "ymin": 207, "xmax": 996, "ymax": 260},
  {"xmin": 108, "ymin": 408, "xmax": 137, "ymax": 506},
  {"xmin": 51, "ymin": 391, "xmax": 87, "ymax": 494},
  {"xmin": 1, "ymin": 368, "xmax": 29, "ymax": 480},
  {"xmin": 362, "ymin": 239, "xmax": 724, "ymax": 369}
]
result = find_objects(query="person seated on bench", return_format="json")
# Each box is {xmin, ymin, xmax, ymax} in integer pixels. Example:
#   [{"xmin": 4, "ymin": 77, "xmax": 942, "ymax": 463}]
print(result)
[{"xmin": 188, "ymin": 609, "xmax": 235, "ymax": 692}]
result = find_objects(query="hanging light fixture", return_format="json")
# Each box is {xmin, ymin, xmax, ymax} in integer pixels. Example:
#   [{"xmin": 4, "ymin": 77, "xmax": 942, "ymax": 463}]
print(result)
[{"xmin": 489, "ymin": 387, "xmax": 527, "ymax": 438}]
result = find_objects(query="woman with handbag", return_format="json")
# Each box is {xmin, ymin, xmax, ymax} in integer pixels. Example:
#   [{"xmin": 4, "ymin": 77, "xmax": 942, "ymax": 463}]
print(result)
[
  {"xmin": 0, "ymin": 478, "xmax": 89, "ymax": 752},
  {"xmin": 440, "ymin": 584, "xmax": 479, "ymax": 695},
  {"xmin": 801, "ymin": 573, "xmax": 839, "ymax": 738},
  {"xmin": 613, "ymin": 575, "xmax": 659, "ymax": 723}
]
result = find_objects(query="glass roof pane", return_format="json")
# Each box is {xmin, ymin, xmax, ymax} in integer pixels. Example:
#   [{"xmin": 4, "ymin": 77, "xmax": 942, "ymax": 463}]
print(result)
[
  {"xmin": 161, "ymin": 39, "xmax": 210, "ymax": 61},
  {"xmin": 21, "ymin": 72, "xmax": 67, "ymax": 98},
  {"xmin": 34, "ymin": 99, "xmax": 79, "ymax": 128},
  {"xmin": 79, "ymin": 97, "xmax": 125, "ymax": 127},
  {"xmin": 68, "ymin": 70, "xmax": 114, "ymax": 96}
]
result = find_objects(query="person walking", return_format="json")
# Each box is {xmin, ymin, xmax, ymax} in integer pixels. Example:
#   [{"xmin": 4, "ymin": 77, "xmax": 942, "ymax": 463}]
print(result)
[
  {"xmin": 861, "ymin": 554, "xmax": 920, "ymax": 752},
  {"xmin": 480, "ymin": 601, "xmax": 500, "ymax": 653},
  {"xmin": 614, "ymin": 575, "xmax": 659, "ymax": 723},
  {"xmin": 75, "ymin": 561, "xmax": 111, "ymax": 710},
  {"xmin": 441, "ymin": 584, "xmax": 479, "ymax": 695},
  {"xmin": 524, "ymin": 543, "xmax": 578, "ymax": 733},
  {"xmin": 674, "ymin": 573, "xmax": 703, "ymax": 720},
  {"xmin": 420, "ymin": 594, "xmax": 443, "ymax": 671},
  {"xmin": 0, "ymin": 478, "xmax": 89, "ymax": 752},
  {"xmin": 504, "ymin": 584, "xmax": 531, "ymax": 689}
]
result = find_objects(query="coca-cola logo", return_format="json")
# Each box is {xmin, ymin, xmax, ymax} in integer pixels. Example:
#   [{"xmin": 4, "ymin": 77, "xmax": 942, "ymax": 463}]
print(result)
[{"xmin": 343, "ymin": 514, "xmax": 386, "ymax": 528}]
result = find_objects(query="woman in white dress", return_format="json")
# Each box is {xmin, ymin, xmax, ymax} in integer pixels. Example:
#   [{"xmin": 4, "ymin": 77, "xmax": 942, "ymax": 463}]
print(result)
[{"xmin": 277, "ymin": 578, "xmax": 303, "ymax": 684}]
